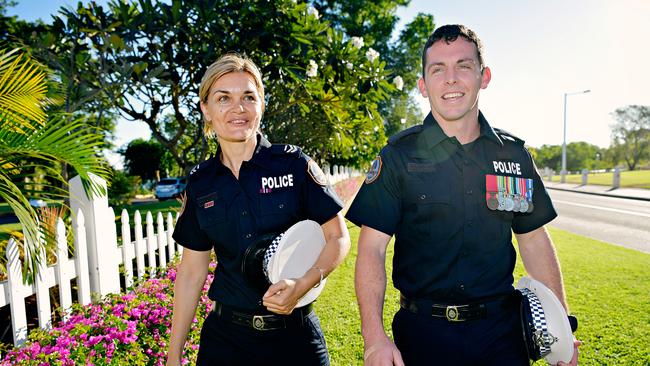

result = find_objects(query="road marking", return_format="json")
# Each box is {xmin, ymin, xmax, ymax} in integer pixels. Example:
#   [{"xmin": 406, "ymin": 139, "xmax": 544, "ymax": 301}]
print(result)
[{"xmin": 553, "ymin": 199, "xmax": 650, "ymax": 218}]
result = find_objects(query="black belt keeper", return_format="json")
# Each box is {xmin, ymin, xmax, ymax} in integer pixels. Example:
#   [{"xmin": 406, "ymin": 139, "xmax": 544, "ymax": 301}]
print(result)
[
  {"xmin": 400, "ymin": 292, "xmax": 516, "ymax": 322},
  {"xmin": 212, "ymin": 300, "xmax": 313, "ymax": 331}
]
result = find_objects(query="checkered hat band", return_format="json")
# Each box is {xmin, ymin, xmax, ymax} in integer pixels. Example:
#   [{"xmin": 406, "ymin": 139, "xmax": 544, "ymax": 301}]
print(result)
[
  {"xmin": 521, "ymin": 288, "xmax": 552, "ymax": 356},
  {"xmin": 262, "ymin": 233, "xmax": 284, "ymax": 279}
]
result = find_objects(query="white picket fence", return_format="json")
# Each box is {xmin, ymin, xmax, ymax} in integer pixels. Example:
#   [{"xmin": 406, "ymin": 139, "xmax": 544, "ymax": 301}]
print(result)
[
  {"xmin": 0, "ymin": 167, "xmax": 360, "ymax": 351},
  {"xmin": 324, "ymin": 164, "xmax": 360, "ymax": 184},
  {"xmin": 0, "ymin": 174, "xmax": 181, "ymax": 348}
]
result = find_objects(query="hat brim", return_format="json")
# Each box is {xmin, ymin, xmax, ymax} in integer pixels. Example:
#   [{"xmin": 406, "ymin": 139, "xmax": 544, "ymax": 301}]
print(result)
[
  {"xmin": 268, "ymin": 220, "xmax": 326, "ymax": 307},
  {"xmin": 517, "ymin": 276, "xmax": 574, "ymax": 364}
]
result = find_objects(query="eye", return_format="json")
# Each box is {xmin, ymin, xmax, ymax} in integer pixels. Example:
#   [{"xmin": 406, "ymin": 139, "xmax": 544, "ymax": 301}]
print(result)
[
  {"xmin": 217, "ymin": 95, "xmax": 229, "ymax": 104},
  {"xmin": 243, "ymin": 95, "xmax": 256, "ymax": 103},
  {"xmin": 458, "ymin": 63, "xmax": 473, "ymax": 70},
  {"xmin": 431, "ymin": 67, "xmax": 443, "ymax": 75}
]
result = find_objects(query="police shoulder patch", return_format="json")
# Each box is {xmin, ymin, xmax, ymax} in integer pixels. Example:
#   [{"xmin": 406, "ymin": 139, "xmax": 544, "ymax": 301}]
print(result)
[
  {"xmin": 365, "ymin": 156, "xmax": 382, "ymax": 184},
  {"xmin": 307, "ymin": 160, "xmax": 329, "ymax": 186}
]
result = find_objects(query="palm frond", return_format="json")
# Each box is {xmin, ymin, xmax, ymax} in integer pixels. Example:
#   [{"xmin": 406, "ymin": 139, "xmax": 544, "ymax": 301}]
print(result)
[{"xmin": 0, "ymin": 48, "xmax": 48, "ymax": 134}]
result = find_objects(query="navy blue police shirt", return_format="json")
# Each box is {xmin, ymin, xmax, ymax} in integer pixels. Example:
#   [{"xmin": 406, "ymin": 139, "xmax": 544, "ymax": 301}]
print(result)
[
  {"xmin": 346, "ymin": 112, "xmax": 557, "ymax": 302},
  {"xmin": 173, "ymin": 134, "xmax": 343, "ymax": 311}
]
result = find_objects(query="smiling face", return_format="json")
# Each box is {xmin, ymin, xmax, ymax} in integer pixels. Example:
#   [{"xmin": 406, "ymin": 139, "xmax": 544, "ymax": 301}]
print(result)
[
  {"xmin": 200, "ymin": 71, "xmax": 263, "ymax": 143},
  {"xmin": 418, "ymin": 38, "xmax": 491, "ymax": 126}
]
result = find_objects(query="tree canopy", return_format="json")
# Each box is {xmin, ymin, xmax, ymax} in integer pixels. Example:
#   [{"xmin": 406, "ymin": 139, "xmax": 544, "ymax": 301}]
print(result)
[
  {"xmin": 38, "ymin": 0, "xmax": 433, "ymax": 172},
  {"xmin": 610, "ymin": 105, "xmax": 650, "ymax": 171}
]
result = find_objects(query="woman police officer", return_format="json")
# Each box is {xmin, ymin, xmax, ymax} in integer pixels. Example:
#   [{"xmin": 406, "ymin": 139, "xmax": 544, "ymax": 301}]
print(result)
[{"xmin": 165, "ymin": 53, "xmax": 351, "ymax": 366}]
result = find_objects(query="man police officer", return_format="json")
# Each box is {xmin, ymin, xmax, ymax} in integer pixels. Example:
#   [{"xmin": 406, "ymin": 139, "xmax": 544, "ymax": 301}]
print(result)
[{"xmin": 346, "ymin": 24, "xmax": 579, "ymax": 365}]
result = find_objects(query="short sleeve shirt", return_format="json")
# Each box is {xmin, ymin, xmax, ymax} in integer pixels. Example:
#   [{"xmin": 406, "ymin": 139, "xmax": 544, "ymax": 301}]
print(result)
[
  {"xmin": 173, "ymin": 134, "xmax": 344, "ymax": 310},
  {"xmin": 346, "ymin": 112, "xmax": 557, "ymax": 302}
]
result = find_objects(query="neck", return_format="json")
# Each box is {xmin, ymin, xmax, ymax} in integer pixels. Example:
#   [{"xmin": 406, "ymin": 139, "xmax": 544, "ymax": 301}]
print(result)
[
  {"xmin": 433, "ymin": 110, "xmax": 481, "ymax": 145},
  {"xmin": 218, "ymin": 136, "xmax": 257, "ymax": 177}
]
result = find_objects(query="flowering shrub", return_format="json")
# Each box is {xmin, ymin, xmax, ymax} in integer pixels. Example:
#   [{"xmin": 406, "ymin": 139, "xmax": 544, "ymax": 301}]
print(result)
[
  {"xmin": 333, "ymin": 176, "xmax": 365, "ymax": 205},
  {"xmin": 0, "ymin": 262, "xmax": 215, "ymax": 365}
]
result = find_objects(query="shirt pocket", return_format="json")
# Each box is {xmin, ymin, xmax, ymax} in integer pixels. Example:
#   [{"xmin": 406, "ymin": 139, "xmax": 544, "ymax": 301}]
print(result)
[
  {"xmin": 258, "ymin": 191, "xmax": 298, "ymax": 234},
  {"xmin": 402, "ymin": 178, "xmax": 454, "ymax": 241},
  {"xmin": 195, "ymin": 192, "xmax": 227, "ymax": 233}
]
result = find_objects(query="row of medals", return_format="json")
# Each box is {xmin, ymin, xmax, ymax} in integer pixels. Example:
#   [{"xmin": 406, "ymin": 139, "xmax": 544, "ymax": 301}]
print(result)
[{"xmin": 487, "ymin": 191, "xmax": 533, "ymax": 213}]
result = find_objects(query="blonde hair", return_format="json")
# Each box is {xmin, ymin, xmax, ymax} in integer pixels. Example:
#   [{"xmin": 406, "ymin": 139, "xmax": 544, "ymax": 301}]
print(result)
[{"xmin": 199, "ymin": 53, "xmax": 265, "ymax": 137}]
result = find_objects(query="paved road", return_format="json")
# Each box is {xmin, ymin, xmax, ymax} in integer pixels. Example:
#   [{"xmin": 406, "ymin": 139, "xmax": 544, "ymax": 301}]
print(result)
[{"xmin": 547, "ymin": 189, "xmax": 650, "ymax": 253}]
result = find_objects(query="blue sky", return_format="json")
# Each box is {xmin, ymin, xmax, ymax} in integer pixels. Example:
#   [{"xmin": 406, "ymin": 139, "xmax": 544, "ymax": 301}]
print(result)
[{"xmin": 8, "ymin": 0, "xmax": 650, "ymax": 167}]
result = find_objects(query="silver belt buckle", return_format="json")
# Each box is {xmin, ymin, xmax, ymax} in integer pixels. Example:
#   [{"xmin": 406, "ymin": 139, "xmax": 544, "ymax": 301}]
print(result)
[
  {"xmin": 445, "ymin": 305, "xmax": 463, "ymax": 322},
  {"xmin": 252, "ymin": 315, "xmax": 265, "ymax": 330}
]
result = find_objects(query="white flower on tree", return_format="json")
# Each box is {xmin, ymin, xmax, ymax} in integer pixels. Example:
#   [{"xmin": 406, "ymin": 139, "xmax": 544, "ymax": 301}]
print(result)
[
  {"xmin": 351, "ymin": 36, "xmax": 364, "ymax": 49},
  {"xmin": 345, "ymin": 61, "xmax": 353, "ymax": 70},
  {"xmin": 306, "ymin": 59, "xmax": 318, "ymax": 77},
  {"xmin": 307, "ymin": 6, "xmax": 319, "ymax": 18},
  {"xmin": 393, "ymin": 76, "xmax": 404, "ymax": 91},
  {"xmin": 366, "ymin": 48, "xmax": 379, "ymax": 63}
]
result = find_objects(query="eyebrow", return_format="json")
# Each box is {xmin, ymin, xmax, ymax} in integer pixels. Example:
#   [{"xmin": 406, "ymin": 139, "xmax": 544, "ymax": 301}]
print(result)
[
  {"xmin": 427, "ymin": 58, "xmax": 476, "ymax": 71},
  {"xmin": 212, "ymin": 89, "xmax": 257, "ymax": 95}
]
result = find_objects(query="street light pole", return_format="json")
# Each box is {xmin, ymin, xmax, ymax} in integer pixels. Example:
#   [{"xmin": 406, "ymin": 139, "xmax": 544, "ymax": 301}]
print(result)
[{"xmin": 561, "ymin": 89, "xmax": 591, "ymax": 183}]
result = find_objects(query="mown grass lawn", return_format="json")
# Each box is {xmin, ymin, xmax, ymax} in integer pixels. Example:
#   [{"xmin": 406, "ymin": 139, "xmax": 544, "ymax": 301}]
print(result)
[
  {"xmin": 315, "ymin": 224, "xmax": 650, "ymax": 365},
  {"xmin": 551, "ymin": 169, "xmax": 650, "ymax": 189}
]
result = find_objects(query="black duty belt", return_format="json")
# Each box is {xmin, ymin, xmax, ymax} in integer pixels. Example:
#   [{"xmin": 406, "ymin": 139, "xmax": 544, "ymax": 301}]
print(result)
[
  {"xmin": 212, "ymin": 300, "xmax": 313, "ymax": 331},
  {"xmin": 400, "ymin": 293, "xmax": 515, "ymax": 322}
]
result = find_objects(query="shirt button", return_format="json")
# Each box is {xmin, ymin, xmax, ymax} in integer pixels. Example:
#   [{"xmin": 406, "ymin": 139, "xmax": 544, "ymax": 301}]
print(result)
[
  {"xmin": 467, "ymin": 220, "xmax": 473, "ymax": 227},
  {"xmin": 466, "ymin": 189, "xmax": 473, "ymax": 195},
  {"xmin": 420, "ymin": 194, "xmax": 426, "ymax": 200},
  {"xmin": 459, "ymin": 284, "xmax": 465, "ymax": 290},
  {"xmin": 241, "ymin": 210, "xmax": 248, "ymax": 216},
  {"xmin": 245, "ymin": 233, "xmax": 252, "ymax": 239},
  {"xmin": 278, "ymin": 203, "xmax": 285, "ymax": 209}
]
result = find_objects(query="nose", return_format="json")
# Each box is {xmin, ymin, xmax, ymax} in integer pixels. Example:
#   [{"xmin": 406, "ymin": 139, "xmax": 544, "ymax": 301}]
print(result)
[{"xmin": 444, "ymin": 69, "xmax": 457, "ymax": 85}]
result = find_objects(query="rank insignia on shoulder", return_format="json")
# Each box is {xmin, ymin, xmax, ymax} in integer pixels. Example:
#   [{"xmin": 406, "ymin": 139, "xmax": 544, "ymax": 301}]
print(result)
[
  {"xmin": 283, "ymin": 144, "xmax": 299, "ymax": 154},
  {"xmin": 308, "ymin": 160, "xmax": 329, "ymax": 186},
  {"xmin": 365, "ymin": 156, "xmax": 382, "ymax": 184},
  {"xmin": 189, "ymin": 163, "xmax": 200, "ymax": 176}
]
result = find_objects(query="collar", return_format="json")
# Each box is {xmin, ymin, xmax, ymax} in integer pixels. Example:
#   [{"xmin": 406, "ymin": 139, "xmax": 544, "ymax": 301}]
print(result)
[
  {"xmin": 213, "ymin": 133, "xmax": 273, "ymax": 174},
  {"xmin": 420, "ymin": 111, "xmax": 503, "ymax": 151}
]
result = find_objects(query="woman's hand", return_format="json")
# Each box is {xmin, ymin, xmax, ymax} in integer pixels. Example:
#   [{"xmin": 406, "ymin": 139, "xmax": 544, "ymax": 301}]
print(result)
[{"xmin": 262, "ymin": 278, "xmax": 307, "ymax": 314}]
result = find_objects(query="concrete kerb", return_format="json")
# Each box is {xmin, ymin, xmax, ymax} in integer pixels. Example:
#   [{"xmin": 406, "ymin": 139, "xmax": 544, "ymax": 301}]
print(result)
[{"xmin": 545, "ymin": 182, "xmax": 650, "ymax": 202}]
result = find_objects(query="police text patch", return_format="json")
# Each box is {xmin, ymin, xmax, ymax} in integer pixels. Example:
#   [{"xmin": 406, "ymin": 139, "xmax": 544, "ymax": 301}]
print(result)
[
  {"xmin": 260, "ymin": 174, "xmax": 294, "ymax": 193},
  {"xmin": 492, "ymin": 160, "xmax": 522, "ymax": 175}
]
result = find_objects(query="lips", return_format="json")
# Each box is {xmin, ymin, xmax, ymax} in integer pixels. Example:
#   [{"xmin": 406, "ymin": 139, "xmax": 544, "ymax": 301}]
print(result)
[
  {"xmin": 228, "ymin": 119, "xmax": 248, "ymax": 125},
  {"xmin": 442, "ymin": 92, "xmax": 464, "ymax": 100}
]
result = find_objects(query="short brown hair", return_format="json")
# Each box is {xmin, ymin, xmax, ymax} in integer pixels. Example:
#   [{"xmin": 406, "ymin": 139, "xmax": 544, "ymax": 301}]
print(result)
[
  {"xmin": 199, "ymin": 53, "xmax": 265, "ymax": 137},
  {"xmin": 421, "ymin": 24, "xmax": 485, "ymax": 79}
]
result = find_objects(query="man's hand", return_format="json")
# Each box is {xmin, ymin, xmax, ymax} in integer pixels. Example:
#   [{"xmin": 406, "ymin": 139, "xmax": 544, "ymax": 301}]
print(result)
[
  {"xmin": 557, "ymin": 338, "xmax": 581, "ymax": 366},
  {"xmin": 262, "ymin": 278, "xmax": 304, "ymax": 314},
  {"xmin": 364, "ymin": 337, "xmax": 404, "ymax": 366}
]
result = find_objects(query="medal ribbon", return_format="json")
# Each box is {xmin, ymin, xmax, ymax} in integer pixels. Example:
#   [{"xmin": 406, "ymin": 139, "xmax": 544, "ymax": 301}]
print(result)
[{"xmin": 526, "ymin": 178, "xmax": 533, "ymax": 201}]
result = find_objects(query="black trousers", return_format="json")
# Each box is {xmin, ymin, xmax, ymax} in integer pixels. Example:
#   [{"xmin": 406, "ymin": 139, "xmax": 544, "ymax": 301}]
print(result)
[
  {"xmin": 196, "ymin": 309, "xmax": 329, "ymax": 366},
  {"xmin": 392, "ymin": 300, "xmax": 529, "ymax": 365}
]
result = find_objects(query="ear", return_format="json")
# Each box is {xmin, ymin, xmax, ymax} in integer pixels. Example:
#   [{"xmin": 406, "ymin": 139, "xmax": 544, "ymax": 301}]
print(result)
[
  {"xmin": 480, "ymin": 66, "xmax": 491, "ymax": 89},
  {"xmin": 417, "ymin": 77, "xmax": 428, "ymax": 98},
  {"xmin": 200, "ymin": 101, "xmax": 210, "ymax": 122}
]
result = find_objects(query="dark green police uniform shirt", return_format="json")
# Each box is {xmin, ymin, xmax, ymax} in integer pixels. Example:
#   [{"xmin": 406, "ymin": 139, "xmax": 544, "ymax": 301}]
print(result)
[{"xmin": 346, "ymin": 112, "xmax": 557, "ymax": 302}]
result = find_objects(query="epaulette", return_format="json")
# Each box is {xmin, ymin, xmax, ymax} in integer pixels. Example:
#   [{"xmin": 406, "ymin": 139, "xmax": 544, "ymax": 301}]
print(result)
[
  {"xmin": 388, "ymin": 124, "xmax": 423, "ymax": 145},
  {"xmin": 494, "ymin": 128, "xmax": 525, "ymax": 145},
  {"xmin": 271, "ymin": 144, "xmax": 302, "ymax": 157},
  {"xmin": 188, "ymin": 159, "xmax": 210, "ymax": 178}
]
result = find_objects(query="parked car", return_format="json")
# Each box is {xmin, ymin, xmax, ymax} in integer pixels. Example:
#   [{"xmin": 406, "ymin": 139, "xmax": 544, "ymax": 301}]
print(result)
[{"xmin": 155, "ymin": 177, "xmax": 187, "ymax": 200}]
